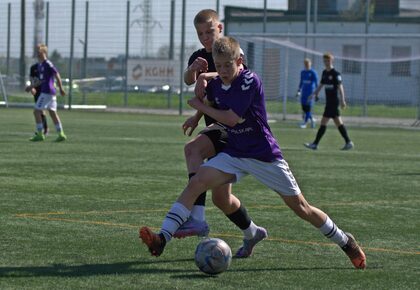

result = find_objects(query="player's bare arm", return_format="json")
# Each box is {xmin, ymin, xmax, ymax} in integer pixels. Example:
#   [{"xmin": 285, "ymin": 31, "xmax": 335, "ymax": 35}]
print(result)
[
  {"xmin": 55, "ymin": 72, "xmax": 66, "ymax": 96},
  {"xmin": 338, "ymin": 84, "xmax": 347, "ymax": 109},
  {"xmin": 308, "ymin": 84, "xmax": 323, "ymax": 103},
  {"xmin": 188, "ymin": 96, "xmax": 240, "ymax": 127},
  {"xmin": 184, "ymin": 57, "xmax": 209, "ymax": 85},
  {"xmin": 195, "ymin": 72, "xmax": 218, "ymax": 98}
]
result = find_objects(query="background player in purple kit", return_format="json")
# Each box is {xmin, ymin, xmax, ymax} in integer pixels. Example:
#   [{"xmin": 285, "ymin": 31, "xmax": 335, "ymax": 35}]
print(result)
[
  {"xmin": 29, "ymin": 44, "xmax": 67, "ymax": 142},
  {"xmin": 25, "ymin": 62, "xmax": 48, "ymax": 135},
  {"xmin": 139, "ymin": 37, "xmax": 366, "ymax": 270}
]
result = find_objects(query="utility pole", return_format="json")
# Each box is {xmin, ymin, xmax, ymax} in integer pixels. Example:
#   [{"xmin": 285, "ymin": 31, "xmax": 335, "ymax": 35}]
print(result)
[{"xmin": 20, "ymin": 0, "xmax": 26, "ymax": 88}]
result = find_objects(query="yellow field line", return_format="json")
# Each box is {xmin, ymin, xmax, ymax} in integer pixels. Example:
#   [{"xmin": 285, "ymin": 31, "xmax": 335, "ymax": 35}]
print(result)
[
  {"xmin": 13, "ymin": 198, "xmax": 420, "ymax": 218},
  {"xmin": 16, "ymin": 214, "xmax": 420, "ymax": 256}
]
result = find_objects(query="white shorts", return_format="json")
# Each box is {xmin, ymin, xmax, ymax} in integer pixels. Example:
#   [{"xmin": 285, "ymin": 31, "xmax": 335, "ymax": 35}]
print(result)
[
  {"xmin": 202, "ymin": 152, "xmax": 301, "ymax": 196},
  {"xmin": 34, "ymin": 93, "xmax": 57, "ymax": 111}
]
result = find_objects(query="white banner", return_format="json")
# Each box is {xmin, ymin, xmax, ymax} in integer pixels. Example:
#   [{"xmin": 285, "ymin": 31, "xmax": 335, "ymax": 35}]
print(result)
[{"xmin": 127, "ymin": 59, "xmax": 181, "ymax": 87}]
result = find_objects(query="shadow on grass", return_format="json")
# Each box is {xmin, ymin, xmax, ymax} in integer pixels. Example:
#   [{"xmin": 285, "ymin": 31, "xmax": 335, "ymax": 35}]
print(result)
[
  {"xmin": 0, "ymin": 259, "xmax": 380, "ymax": 279},
  {"xmin": 0, "ymin": 258, "xmax": 194, "ymax": 278}
]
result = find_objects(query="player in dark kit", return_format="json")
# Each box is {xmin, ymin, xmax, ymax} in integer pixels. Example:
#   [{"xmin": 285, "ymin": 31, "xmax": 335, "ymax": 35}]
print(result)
[
  {"xmin": 304, "ymin": 52, "xmax": 354, "ymax": 150},
  {"xmin": 25, "ymin": 63, "xmax": 48, "ymax": 135}
]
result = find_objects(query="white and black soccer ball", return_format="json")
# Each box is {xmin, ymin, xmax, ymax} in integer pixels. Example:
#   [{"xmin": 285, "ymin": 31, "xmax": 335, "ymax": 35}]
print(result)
[{"xmin": 194, "ymin": 238, "xmax": 232, "ymax": 275}]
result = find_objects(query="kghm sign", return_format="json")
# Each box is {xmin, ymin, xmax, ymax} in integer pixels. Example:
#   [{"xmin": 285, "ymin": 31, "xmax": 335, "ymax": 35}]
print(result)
[{"xmin": 128, "ymin": 59, "xmax": 180, "ymax": 87}]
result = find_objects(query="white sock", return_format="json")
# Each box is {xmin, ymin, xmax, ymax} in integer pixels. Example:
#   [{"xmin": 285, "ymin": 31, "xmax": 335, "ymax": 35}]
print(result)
[
  {"xmin": 36, "ymin": 123, "xmax": 43, "ymax": 132},
  {"xmin": 55, "ymin": 122, "xmax": 63, "ymax": 132},
  {"xmin": 243, "ymin": 220, "xmax": 258, "ymax": 240},
  {"xmin": 190, "ymin": 205, "xmax": 205, "ymax": 222},
  {"xmin": 160, "ymin": 202, "xmax": 190, "ymax": 243},
  {"xmin": 319, "ymin": 216, "xmax": 349, "ymax": 247}
]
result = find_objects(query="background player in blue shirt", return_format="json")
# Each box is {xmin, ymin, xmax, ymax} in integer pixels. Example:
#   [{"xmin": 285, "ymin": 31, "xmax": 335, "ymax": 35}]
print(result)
[
  {"xmin": 139, "ymin": 37, "xmax": 366, "ymax": 269},
  {"xmin": 296, "ymin": 58, "xmax": 318, "ymax": 128}
]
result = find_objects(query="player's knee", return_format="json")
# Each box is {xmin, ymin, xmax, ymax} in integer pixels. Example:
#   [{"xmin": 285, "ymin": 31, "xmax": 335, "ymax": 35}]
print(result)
[
  {"xmin": 189, "ymin": 173, "xmax": 211, "ymax": 190},
  {"xmin": 184, "ymin": 141, "xmax": 199, "ymax": 159}
]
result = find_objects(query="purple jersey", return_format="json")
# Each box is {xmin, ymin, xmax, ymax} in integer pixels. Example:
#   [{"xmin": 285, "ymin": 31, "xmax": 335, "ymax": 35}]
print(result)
[
  {"xmin": 206, "ymin": 69, "xmax": 283, "ymax": 162},
  {"xmin": 38, "ymin": 60, "xmax": 58, "ymax": 95}
]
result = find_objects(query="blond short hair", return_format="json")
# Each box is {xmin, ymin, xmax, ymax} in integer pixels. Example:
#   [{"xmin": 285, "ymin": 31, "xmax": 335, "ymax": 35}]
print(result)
[
  {"xmin": 323, "ymin": 52, "xmax": 334, "ymax": 60},
  {"xmin": 194, "ymin": 9, "xmax": 219, "ymax": 26},
  {"xmin": 304, "ymin": 58, "xmax": 312, "ymax": 64},
  {"xmin": 38, "ymin": 44, "xmax": 48, "ymax": 55},
  {"xmin": 212, "ymin": 36, "xmax": 241, "ymax": 60}
]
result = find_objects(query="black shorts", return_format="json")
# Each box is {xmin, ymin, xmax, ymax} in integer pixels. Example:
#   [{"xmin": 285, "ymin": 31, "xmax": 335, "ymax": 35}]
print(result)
[
  {"xmin": 33, "ymin": 92, "xmax": 41, "ymax": 103},
  {"xmin": 301, "ymin": 104, "xmax": 312, "ymax": 113},
  {"xmin": 323, "ymin": 106, "xmax": 340, "ymax": 118},
  {"xmin": 199, "ymin": 123, "xmax": 228, "ymax": 154}
]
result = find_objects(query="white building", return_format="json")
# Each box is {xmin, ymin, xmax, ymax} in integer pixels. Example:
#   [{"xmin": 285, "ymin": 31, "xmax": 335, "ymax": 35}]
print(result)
[{"xmin": 224, "ymin": 2, "xmax": 420, "ymax": 106}]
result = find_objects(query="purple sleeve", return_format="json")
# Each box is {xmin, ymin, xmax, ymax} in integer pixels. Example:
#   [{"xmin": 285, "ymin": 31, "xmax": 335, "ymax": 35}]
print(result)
[{"xmin": 46, "ymin": 60, "xmax": 58, "ymax": 75}]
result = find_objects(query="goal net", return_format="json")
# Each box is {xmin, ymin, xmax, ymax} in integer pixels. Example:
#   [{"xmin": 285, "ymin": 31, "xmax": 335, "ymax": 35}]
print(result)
[{"xmin": 231, "ymin": 33, "xmax": 420, "ymax": 120}]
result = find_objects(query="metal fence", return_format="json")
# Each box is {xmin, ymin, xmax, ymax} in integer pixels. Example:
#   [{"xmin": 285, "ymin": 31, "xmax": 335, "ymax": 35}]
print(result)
[{"xmin": 1, "ymin": 0, "xmax": 420, "ymax": 120}]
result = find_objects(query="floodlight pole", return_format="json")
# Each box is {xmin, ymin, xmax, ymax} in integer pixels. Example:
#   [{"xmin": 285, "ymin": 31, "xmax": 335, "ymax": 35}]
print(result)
[
  {"xmin": 20, "ymin": 0, "xmax": 26, "ymax": 89},
  {"xmin": 363, "ymin": 0, "xmax": 370, "ymax": 117},
  {"xmin": 68, "ymin": 0, "xmax": 76, "ymax": 110},
  {"xmin": 179, "ymin": 0, "xmax": 186, "ymax": 115},
  {"xmin": 45, "ymin": 2, "xmax": 49, "ymax": 46},
  {"xmin": 124, "ymin": 1, "xmax": 130, "ymax": 107}
]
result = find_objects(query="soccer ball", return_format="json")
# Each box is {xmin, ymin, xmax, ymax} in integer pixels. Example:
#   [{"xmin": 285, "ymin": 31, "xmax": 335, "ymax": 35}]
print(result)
[{"xmin": 194, "ymin": 238, "xmax": 232, "ymax": 275}]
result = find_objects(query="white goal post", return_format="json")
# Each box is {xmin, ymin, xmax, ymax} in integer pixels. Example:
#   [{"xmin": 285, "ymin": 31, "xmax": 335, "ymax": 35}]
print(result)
[
  {"xmin": 0, "ymin": 71, "xmax": 8, "ymax": 107},
  {"xmin": 231, "ymin": 32, "xmax": 420, "ymax": 121}
]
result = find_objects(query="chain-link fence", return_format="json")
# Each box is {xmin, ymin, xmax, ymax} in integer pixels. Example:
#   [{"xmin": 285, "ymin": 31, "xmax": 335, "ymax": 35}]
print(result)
[{"xmin": 1, "ymin": 0, "xmax": 419, "ymax": 121}]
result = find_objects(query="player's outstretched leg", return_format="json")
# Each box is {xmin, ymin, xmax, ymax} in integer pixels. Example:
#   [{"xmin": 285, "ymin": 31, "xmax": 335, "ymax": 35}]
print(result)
[{"xmin": 282, "ymin": 194, "xmax": 366, "ymax": 269}]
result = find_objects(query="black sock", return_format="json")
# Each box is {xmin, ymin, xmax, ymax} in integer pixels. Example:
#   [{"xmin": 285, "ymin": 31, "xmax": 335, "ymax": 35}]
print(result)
[
  {"xmin": 314, "ymin": 125, "xmax": 327, "ymax": 145},
  {"xmin": 338, "ymin": 125, "xmax": 351, "ymax": 143},
  {"xmin": 189, "ymin": 173, "xmax": 206, "ymax": 206},
  {"xmin": 226, "ymin": 205, "xmax": 251, "ymax": 230}
]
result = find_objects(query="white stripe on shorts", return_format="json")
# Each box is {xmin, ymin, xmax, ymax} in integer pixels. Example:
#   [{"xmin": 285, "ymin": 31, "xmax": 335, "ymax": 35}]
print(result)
[{"xmin": 202, "ymin": 152, "xmax": 301, "ymax": 196}]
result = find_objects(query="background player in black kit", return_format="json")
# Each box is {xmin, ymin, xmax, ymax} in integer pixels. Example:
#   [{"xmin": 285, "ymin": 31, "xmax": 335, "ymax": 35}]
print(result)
[
  {"xmin": 304, "ymin": 52, "xmax": 354, "ymax": 151},
  {"xmin": 25, "ymin": 63, "xmax": 48, "ymax": 135}
]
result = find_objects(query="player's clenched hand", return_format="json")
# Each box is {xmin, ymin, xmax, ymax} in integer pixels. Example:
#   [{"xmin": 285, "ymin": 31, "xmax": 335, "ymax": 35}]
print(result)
[
  {"xmin": 194, "ymin": 74, "xmax": 208, "ymax": 99},
  {"xmin": 340, "ymin": 101, "xmax": 347, "ymax": 110},
  {"xmin": 60, "ymin": 88, "xmax": 66, "ymax": 97},
  {"xmin": 189, "ymin": 57, "xmax": 208, "ymax": 73},
  {"xmin": 182, "ymin": 115, "xmax": 199, "ymax": 136}
]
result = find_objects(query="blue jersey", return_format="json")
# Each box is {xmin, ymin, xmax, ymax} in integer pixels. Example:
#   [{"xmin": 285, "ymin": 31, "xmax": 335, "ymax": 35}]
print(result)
[{"xmin": 299, "ymin": 69, "xmax": 318, "ymax": 103}]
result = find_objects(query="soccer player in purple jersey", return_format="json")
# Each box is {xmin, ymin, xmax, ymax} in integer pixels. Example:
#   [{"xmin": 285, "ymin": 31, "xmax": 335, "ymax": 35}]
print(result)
[
  {"xmin": 29, "ymin": 44, "xmax": 67, "ymax": 142},
  {"xmin": 175, "ymin": 9, "xmax": 251, "ymax": 240},
  {"xmin": 139, "ymin": 37, "xmax": 366, "ymax": 269}
]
